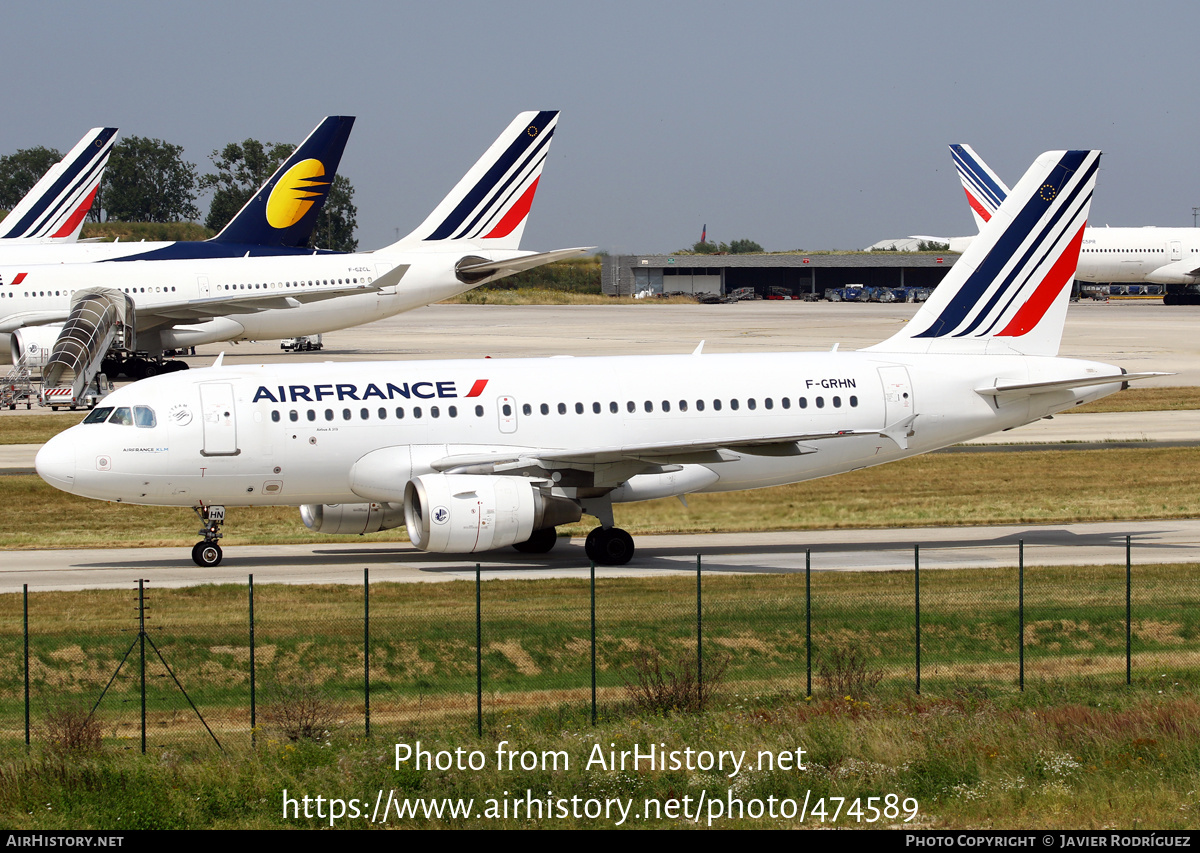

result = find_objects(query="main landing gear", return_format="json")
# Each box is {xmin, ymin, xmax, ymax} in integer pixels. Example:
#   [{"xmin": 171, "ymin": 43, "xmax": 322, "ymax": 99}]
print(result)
[
  {"xmin": 584, "ymin": 527, "xmax": 635, "ymax": 566},
  {"xmin": 192, "ymin": 504, "xmax": 225, "ymax": 567}
]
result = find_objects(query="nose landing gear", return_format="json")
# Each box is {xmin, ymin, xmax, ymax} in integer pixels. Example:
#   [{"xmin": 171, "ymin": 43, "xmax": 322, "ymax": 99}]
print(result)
[{"xmin": 191, "ymin": 504, "xmax": 225, "ymax": 567}]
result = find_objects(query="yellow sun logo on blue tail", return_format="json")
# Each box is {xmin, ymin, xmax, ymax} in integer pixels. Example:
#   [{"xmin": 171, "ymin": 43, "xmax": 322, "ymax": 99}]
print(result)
[{"xmin": 266, "ymin": 159, "xmax": 330, "ymax": 229}]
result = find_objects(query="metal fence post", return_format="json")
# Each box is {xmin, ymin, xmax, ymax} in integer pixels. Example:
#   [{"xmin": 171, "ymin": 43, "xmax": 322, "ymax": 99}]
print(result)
[
  {"xmin": 590, "ymin": 561, "xmax": 596, "ymax": 726},
  {"xmin": 249, "ymin": 574, "xmax": 256, "ymax": 746},
  {"xmin": 364, "ymin": 568, "xmax": 370, "ymax": 738},
  {"xmin": 476, "ymin": 564, "xmax": 482, "ymax": 738},
  {"xmin": 138, "ymin": 579, "xmax": 146, "ymax": 755},
  {"xmin": 1126, "ymin": 535, "xmax": 1132, "ymax": 687},
  {"xmin": 914, "ymin": 545, "xmax": 921, "ymax": 696},
  {"xmin": 805, "ymin": 549, "xmax": 812, "ymax": 698},
  {"xmin": 1018, "ymin": 542, "xmax": 1024, "ymax": 692},
  {"xmin": 23, "ymin": 584, "xmax": 29, "ymax": 750},
  {"xmin": 696, "ymin": 554, "xmax": 703, "ymax": 710}
]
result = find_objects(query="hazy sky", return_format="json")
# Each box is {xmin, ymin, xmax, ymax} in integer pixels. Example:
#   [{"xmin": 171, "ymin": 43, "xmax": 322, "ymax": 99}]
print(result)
[{"xmin": 4, "ymin": 0, "xmax": 1197, "ymax": 254}]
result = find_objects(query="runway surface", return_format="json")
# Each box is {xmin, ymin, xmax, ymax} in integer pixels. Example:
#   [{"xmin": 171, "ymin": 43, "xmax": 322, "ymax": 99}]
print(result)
[{"xmin": 4, "ymin": 520, "xmax": 1196, "ymax": 592}]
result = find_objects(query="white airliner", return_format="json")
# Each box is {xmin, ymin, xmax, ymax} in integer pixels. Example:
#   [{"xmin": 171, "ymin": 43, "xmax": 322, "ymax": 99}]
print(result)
[
  {"xmin": 950, "ymin": 144, "xmax": 1200, "ymax": 291},
  {"xmin": 0, "ymin": 127, "xmax": 118, "ymax": 243},
  {"xmin": 38, "ymin": 149, "xmax": 1159, "ymax": 569},
  {"xmin": 3, "ymin": 111, "xmax": 584, "ymax": 367}
]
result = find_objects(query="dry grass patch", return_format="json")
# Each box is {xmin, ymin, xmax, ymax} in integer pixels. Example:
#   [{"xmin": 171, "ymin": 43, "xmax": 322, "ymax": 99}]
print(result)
[{"xmin": 1069, "ymin": 385, "xmax": 1200, "ymax": 413}]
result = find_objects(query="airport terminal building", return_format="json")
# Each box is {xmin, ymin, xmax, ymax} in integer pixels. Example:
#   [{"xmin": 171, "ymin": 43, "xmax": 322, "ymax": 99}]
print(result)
[{"xmin": 601, "ymin": 252, "xmax": 959, "ymax": 298}]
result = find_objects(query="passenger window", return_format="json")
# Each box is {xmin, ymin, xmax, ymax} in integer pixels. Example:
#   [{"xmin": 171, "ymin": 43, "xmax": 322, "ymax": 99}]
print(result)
[
  {"xmin": 558, "ymin": 403, "xmax": 567, "ymax": 415},
  {"xmin": 609, "ymin": 401, "xmax": 618, "ymax": 413},
  {"xmin": 575, "ymin": 402, "xmax": 584, "ymax": 414},
  {"xmin": 325, "ymin": 409, "xmax": 334, "ymax": 421},
  {"xmin": 850, "ymin": 396, "xmax": 858, "ymax": 407},
  {"xmin": 747, "ymin": 398, "xmax": 756, "ymax": 410},
  {"xmin": 289, "ymin": 410, "xmax": 299, "ymax": 422},
  {"xmin": 833, "ymin": 396, "xmax": 841, "ymax": 407},
  {"xmin": 679, "ymin": 400, "xmax": 688, "ymax": 412},
  {"xmin": 593, "ymin": 402, "xmax": 601, "ymax": 414},
  {"xmin": 522, "ymin": 403, "xmax": 531, "ymax": 416},
  {"xmin": 730, "ymin": 399, "xmax": 740, "ymax": 411},
  {"xmin": 448, "ymin": 406, "xmax": 457, "ymax": 418},
  {"xmin": 696, "ymin": 400, "xmax": 705, "ymax": 411},
  {"xmin": 413, "ymin": 407, "xmax": 423, "ymax": 419},
  {"xmin": 378, "ymin": 408, "xmax": 387, "ymax": 419},
  {"xmin": 816, "ymin": 397, "xmax": 825, "ymax": 409},
  {"xmin": 307, "ymin": 409, "xmax": 316, "ymax": 421},
  {"xmin": 475, "ymin": 405, "xmax": 484, "ymax": 417},
  {"xmin": 396, "ymin": 407, "xmax": 405, "ymax": 419},
  {"xmin": 798, "ymin": 398, "xmax": 807, "ymax": 409},
  {"xmin": 644, "ymin": 401, "xmax": 653, "ymax": 413},
  {"xmin": 627, "ymin": 401, "xmax": 635, "ymax": 413},
  {"xmin": 271, "ymin": 411, "xmax": 281, "ymax": 423},
  {"xmin": 765, "ymin": 398, "xmax": 773, "ymax": 410},
  {"xmin": 360, "ymin": 408, "xmax": 369, "ymax": 420},
  {"xmin": 781, "ymin": 398, "xmax": 791, "ymax": 409},
  {"xmin": 540, "ymin": 403, "xmax": 549, "ymax": 415},
  {"xmin": 713, "ymin": 399, "xmax": 722, "ymax": 411},
  {"xmin": 431, "ymin": 406, "xmax": 440, "ymax": 418}
]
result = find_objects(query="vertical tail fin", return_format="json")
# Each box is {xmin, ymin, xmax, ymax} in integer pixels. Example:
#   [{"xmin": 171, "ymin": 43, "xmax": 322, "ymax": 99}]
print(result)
[
  {"xmin": 211, "ymin": 116, "xmax": 355, "ymax": 248},
  {"xmin": 393, "ymin": 110, "xmax": 559, "ymax": 250},
  {"xmin": 869, "ymin": 150, "xmax": 1100, "ymax": 357},
  {"xmin": 950, "ymin": 144, "xmax": 1010, "ymax": 230},
  {"xmin": 0, "ymin": 127, "xmax": 118, "ymax": 242}
]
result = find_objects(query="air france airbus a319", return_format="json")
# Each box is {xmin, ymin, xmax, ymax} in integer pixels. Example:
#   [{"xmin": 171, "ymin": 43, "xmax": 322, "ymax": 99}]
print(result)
[{"xmin": 38, "ymin": 149, "xmax": 1162, "ymax": 568}]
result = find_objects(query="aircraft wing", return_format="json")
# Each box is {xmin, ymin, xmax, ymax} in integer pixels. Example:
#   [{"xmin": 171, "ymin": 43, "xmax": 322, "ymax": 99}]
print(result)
[
  {"xmin": 456, "ymin": 247, "xmax": 593, "ymax": 282},
  {"xmin": 430, "ymin": 424, "xmax": 910, "ymax": 477},
  {"xmin": 138, "ymin": 265, "xmax": 408, "ymax": 325}
]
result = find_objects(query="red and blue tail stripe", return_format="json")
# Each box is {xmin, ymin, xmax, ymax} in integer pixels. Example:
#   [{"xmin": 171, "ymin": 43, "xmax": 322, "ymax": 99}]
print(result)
[{"xmin": 0, "ymin": 127, "xmax": 118, "ymax": 241}]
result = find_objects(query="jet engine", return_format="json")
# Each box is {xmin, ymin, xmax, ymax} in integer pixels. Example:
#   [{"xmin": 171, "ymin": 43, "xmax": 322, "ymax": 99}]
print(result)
[
  {"xmin": 11, "ymin": 325, "xmax": 64, "ymax": 369},
  {"xmin": 300, "ymin": 502, "xmax": 405, "ymax": 535},
  {"xmin": 404, "ymin": 474, "xmax": 581, "ymax": 553}
]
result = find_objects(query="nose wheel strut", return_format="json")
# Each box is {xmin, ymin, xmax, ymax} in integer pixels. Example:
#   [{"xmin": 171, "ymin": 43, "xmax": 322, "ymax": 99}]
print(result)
[{"xmin": 191, "ymin": 504, "xmax": 225, "ymax": 567}]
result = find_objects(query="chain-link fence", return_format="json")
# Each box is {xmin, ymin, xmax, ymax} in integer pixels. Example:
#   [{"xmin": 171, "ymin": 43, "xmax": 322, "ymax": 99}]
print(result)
[{"xmin": 5, "ymin": 538, "xmax": 1198, "ymax": 753}]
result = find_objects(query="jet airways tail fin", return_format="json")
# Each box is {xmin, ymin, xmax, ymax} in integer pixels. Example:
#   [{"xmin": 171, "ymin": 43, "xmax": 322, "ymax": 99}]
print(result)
[
  {"xmin": 951, "ymin": 144, "xmax": 1010, "ymax": 231},
  {"xmin": 211, "ymin": 116, "xmax": 355, "ymax": 248},
  {"xmin": 867, "ymin": 149, "xmax": 1099, "ymax": 358},
  {"xmin": 0, "ymin": 127, "xmax": 119, "ymax": 242},
  {"xmin": 392, "ymin": 110, "xmax": 559, "ymax": 250}
]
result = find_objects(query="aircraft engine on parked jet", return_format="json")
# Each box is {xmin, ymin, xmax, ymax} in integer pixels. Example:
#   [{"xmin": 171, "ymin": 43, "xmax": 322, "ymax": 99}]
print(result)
[
  {"xmin": 404, "ymin": 474, "xmax": 581, "ymax": 553},
  {"xmin": 11, "ymin": 325, "xmax": 63, "ymax": 369}
]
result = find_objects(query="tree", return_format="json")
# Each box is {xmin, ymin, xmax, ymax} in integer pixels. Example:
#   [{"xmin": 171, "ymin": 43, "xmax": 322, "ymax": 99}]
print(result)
[
  {"xmin": 200, "ymin": 139, "xmax": 359, "ymax": 251},
  {"xmin": 199, "ymin": 138, "xmax": 295, "ymax": 232},
  {"xmin": 728, "ymin": 238, "xmax": 764, "ymax": 254},
  {"xmin": 102, "ymin": 137, "xmax": 199, "ymax": 223},
  {"xmin": 0, "ymin": 145, "xmax": 62, "ymax": 209}
]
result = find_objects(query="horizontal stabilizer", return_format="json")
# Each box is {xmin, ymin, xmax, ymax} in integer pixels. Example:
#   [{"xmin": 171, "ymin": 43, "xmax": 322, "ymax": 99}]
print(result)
[
  {"xmin": 456, "ymin": 247, "xmax": 592, "ymax": 282},
  {"xmin": 976, "ymin": 372, "xmax": 1170, "ymax": 399}
]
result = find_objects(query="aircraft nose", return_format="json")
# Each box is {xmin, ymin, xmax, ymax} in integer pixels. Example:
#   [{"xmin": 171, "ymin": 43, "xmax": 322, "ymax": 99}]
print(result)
[{"xmin": 36, "ymin": 433, "xmax": 77, "ymax": 492}]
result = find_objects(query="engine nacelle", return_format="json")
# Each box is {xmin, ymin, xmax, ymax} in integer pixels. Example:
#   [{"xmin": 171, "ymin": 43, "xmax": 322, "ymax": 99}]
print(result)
[
  {"xmin": 12, "ymin": 325, "xmax": 64, "ymax": 369},
  {"xmin": 300, "ymin": 502, "xmax": 405, "ymax": 535},
  {"xmin": 404, "ymin": 474, "xmax": 581, "ymax": 553}
]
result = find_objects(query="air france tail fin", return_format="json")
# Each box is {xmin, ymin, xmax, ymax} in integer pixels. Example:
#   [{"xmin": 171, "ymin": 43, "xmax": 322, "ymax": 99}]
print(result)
[
  {"xmin": 211, "ymin": 116, "xmax": 355, "ymax": 248},
  {"xmin": 868, "ymin": 149, "xmax": 1099, "ymax": 358},
  {"xmin": 951, "ymin": 144, "xmax": 1011, "ymax": 230},
  {"xmin": 393, "ymin": 110, "xmax": 559, "ymax": 250},
  {"xmin": 0, "ymin": 127, "xmax": 118, "ymax": 242}
]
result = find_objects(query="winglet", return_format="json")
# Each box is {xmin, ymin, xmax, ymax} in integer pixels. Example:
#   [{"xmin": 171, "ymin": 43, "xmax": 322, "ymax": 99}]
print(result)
[{"xmin": 212, "ymin": 116, "xmax": 355, "ymax": 248}]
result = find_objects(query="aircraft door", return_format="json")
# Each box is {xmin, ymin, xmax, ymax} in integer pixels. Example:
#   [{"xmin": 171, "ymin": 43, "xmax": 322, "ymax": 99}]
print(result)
[
  {"xmin": 497, "ymin": 396, "xmax": 517, "ymax": 434},
  {"xmin": 197, "ymin": 275, "xmax": 211, "ymax": 299},
  {"xmin": 199, "ymin": 382, "xmax": 240, "ymax": 456},
  {"xmin": 879, "ymin": 366, "xmax": 913, "ymax": 427},
  {"xmin": 1170, "ymin": 241, "xmax": 1183, "ymax": 261}
]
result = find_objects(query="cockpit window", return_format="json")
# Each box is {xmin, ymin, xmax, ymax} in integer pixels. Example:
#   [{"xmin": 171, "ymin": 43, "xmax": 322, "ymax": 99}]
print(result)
[
  {"xmin": 109, "ymin": 407, "xmax": 133, "ymax": 426},
  {"xmin": 134, "ymin": 406, "xmax": 157, "ymax": 428},
  {"xmin": 84, "ymin": 407, "xmax": 113, "ymax": 424}
]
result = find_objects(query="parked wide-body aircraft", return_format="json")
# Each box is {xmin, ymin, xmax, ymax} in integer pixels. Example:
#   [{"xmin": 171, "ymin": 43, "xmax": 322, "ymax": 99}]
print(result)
[
  {"xmin": 39, "ymin": 149, "xmax": 1157, "ymax": 568},
  {"xmin": 3, "ymin": 111, "xmax": 582, "ymax": 367},
  {"xmin": 0, "ymin": 127, "xmax": 118, "ymax": 243},
  {"xmin": 949, "ymin": 143, "xmax": 1200, "ymax": 288}
]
